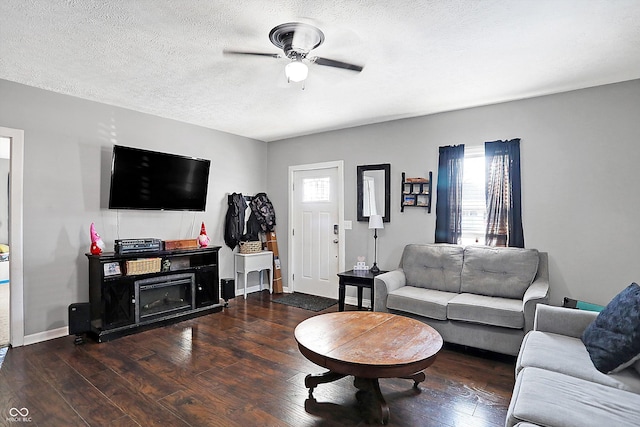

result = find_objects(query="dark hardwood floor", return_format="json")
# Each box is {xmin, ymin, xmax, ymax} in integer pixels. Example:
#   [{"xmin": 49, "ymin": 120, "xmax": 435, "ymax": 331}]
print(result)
[{"xmin": 0, "ymin": 291, "xmax": 516, "ymax": 426}]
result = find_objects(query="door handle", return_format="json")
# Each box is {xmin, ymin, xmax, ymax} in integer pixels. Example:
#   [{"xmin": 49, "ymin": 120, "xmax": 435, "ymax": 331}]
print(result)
[{"xmin": 333, "ymin": 239, "xmax": 339, "ymax": 244}]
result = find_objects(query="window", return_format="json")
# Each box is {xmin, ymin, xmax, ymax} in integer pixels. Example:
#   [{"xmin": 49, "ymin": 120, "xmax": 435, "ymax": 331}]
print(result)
[
  {"xmin": 435, "ymin": 139, "xmax": 524, "ymax": 248},
  {"xmin": 302, "ymin": 177, "xmax": 330, "ymax": 202},
  {"xmin": 460, "ymin": 146, "xmax": 486, "ymax": 245}
]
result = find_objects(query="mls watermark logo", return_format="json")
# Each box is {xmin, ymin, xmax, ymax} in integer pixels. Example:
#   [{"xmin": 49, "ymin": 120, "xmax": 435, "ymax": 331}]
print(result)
[{"xmin": 6, "ymin": 407, "xmax": 32, "ymax": 423}]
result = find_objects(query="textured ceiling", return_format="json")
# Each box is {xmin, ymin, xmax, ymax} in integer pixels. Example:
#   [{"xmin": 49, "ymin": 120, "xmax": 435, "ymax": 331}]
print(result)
[{"xmin": 1, "ymin": 0, "xmax": 640, "ymax": 142}]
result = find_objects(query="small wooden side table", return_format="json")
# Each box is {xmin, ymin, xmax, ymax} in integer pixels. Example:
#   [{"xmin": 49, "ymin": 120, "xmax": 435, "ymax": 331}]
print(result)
[{"xmin": 337, "ymin": 269, "xmax": 387, "ymax": 311}]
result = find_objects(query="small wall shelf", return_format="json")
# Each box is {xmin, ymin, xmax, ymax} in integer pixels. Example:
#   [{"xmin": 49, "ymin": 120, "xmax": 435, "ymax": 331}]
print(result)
[{"xmin": 401, "ymin": 171, "xmax": 432, "ymax": 213}]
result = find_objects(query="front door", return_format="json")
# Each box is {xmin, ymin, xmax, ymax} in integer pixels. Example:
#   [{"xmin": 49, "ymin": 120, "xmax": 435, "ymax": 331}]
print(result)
[{"xmin": 290, "ymin": 162, "xmax": 343, "ymax": 299}]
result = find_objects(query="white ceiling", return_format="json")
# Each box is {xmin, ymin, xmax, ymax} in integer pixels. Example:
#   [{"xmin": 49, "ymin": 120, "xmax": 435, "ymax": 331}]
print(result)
[{"xmin": 1, "ymin": 1, "xmax": 640, "ymax": 142}]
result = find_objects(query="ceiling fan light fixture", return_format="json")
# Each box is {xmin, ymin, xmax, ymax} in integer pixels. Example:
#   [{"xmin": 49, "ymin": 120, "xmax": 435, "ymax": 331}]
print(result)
[
  {"xmin": 285, "ymin": 60, "xmax": 308, "ymax": 82},
  {"xmin": 227, "ymin": 22, "xmax": 364, "ymax": 87}
]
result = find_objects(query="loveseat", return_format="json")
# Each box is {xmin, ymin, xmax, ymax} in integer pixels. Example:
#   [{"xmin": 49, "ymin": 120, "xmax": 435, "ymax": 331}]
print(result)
[
  {"xmin": 506, "ymin": 303, "xmax": 640, "ymax": 426},
  {"xmin": 373, "ymin": 244, "xmax": 549, "ymax": 356}
]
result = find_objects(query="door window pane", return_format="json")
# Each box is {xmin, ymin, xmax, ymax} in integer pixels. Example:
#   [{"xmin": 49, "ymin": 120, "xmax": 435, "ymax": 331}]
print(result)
[{"xmin": 303, "ymin": 177, "xmax": 330, "ymax": 202}]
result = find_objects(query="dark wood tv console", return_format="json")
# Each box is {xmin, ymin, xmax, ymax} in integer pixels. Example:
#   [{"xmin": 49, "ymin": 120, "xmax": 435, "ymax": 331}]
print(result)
[{"xmin": 86, "ymin": 246, "xmax": 222, "ymax": 342}]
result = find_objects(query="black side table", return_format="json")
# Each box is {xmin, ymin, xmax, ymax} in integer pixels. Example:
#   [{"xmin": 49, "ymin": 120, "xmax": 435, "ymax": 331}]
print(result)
[{"xmin": 337, "ymin": 269, "xmax": 388, "ymax": 311}]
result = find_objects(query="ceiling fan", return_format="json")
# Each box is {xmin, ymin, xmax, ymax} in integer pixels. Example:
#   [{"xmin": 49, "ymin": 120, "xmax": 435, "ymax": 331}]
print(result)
[{"xmin": 224, "ymin": 22, "xmax": 364, "ymax": 84}]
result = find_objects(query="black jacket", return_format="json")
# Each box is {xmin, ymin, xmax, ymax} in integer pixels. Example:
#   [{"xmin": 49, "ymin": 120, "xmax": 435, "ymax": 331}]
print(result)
[
  {"xmin": 250, "ymin": 193, "xmax": 276, "ymax": 232},
  {"xmin": 224, "ymin": 193, "xmax": 247, "ymax": 249}
]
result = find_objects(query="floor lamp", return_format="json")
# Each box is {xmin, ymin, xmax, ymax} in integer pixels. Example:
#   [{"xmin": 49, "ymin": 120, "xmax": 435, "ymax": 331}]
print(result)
[{"xmin": 369, "ymin": 214, "xmax": 384, "ymax": 273}]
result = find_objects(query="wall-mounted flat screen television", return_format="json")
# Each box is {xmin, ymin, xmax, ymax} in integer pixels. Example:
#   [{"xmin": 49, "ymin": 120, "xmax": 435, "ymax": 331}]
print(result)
[{"xmin": 108, "ymin": 145, "xmax": 211, "ymax": 211}]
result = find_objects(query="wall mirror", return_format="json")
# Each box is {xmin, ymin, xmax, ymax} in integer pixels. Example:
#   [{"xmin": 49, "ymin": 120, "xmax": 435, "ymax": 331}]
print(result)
[{"xmin": 357, "ymin": 163, "xmax": 391, "ymax": 222}]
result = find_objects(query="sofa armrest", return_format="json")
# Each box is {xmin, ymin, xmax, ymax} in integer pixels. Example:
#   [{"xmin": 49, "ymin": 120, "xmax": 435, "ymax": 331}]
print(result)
[
  {"xmin": 373, "ymin": 269, "xmax": 406, "ymax": 312},
  {"xmin": 521, "ymin": 251, "xmax": 550, "ymax": 332},
  {"xmin": 533, "ymin": 304, "xmax": 598, "ymax": 338},
  {"xmin": 522, "ymin": 278, "xmax": 550, "ymax": 332}
]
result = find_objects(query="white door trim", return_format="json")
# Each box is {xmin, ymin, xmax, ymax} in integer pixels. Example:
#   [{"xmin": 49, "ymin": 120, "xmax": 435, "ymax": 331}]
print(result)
[
  {"xmin": 288, "ymin": 161, "xmax": 345, "ymax": 293},
  {"xmin": 0, "ymin": 126, "xmax": 24, "ymax": 347}
]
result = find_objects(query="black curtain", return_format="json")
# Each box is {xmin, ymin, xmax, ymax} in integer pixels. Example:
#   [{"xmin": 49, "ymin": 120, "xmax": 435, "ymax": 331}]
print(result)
[
  {"xmin": 485, "ymin": 139, "xmax": 524, "ymax": 248},
  {"xmin": 435, "ymin": 145, "xmax": 465, "ymax": 244}
]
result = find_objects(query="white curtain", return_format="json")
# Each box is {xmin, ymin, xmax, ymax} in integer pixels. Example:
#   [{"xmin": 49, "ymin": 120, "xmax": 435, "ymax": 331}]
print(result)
[{"xmin": 363, "ymin": 176, "xmax": 378, "ymax": 216}]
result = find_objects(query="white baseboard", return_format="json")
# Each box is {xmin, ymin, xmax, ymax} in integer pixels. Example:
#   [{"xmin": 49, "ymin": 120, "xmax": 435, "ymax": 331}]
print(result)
[{"xmin": 23, "ymin": 326, "xmax": 69, "ymax": 346}]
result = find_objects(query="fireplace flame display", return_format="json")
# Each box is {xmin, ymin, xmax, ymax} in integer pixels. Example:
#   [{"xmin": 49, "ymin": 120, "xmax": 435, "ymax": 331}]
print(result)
[{"xmin": 135, "ymin": 273, "xmax": 195, "ymax": 323}]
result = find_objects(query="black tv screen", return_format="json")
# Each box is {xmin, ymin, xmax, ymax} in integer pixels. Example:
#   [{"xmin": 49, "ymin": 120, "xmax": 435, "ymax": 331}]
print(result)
[{"xmin": 108, "ymin": 145, "xmax": 210, "ymax": 211}]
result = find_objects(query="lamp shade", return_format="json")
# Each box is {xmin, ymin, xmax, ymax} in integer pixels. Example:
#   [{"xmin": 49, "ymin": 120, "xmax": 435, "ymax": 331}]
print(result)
[
  {"xmin": 368, "ymin": 214, "xmax": 384, "ymax": 230},
  {"xmin": 285, "ymin": 61, "xmax": 308, "ymax": 82}
]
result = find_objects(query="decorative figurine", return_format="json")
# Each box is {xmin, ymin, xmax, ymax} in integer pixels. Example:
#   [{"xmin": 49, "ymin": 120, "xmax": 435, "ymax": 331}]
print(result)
[
  {"xmin": 90, "ymin": 222, "xmax": 105, "ymax": 255},
  {"xmin": 353, "ymin": 256, "xmax": 369, "ymax": 271},
  {"xmin": 197, "ymin": 221, "xmax": 210, "ymax": 248}
]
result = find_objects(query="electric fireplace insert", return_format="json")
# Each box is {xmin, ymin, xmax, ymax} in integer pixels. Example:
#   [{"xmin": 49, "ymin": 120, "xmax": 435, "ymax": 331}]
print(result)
[{"xmin": 134, "ymin": 273, "xmax": 195, "ymax": 323}]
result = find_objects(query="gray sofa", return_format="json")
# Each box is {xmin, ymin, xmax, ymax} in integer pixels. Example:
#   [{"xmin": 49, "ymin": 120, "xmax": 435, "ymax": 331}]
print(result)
[
  {"xmin": 507, "ymin": 304, "xmax": 640, "ymax": 426},
  {"xmin": 373, "ymin": 244, "xmax": 549, "ymax": 356}
]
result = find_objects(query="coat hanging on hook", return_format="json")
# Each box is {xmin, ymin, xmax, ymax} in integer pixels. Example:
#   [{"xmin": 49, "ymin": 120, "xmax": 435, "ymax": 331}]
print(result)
[
  {"xmin": 249, "ymin": 192, "xmax": 276, "ymax": 232},
  {"xmin": 224, "ymin": 193, "xmax": 247, "ymax": 249}
]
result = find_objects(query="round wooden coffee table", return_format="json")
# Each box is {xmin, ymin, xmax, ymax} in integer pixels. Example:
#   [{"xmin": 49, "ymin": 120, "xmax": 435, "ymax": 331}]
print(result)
[{"xmin": 294, "ymin": 311, "xmax": 443, "ymax": 425}]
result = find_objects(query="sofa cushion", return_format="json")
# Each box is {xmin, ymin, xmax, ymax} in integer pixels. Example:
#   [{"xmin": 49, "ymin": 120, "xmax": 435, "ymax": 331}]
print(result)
[
  {"xmin": 400, "ymin": 244, "xmax": 463, "ymax": 293},
  {"xmin": 461, "ymin": 246, "xmax": 539, "ymax": 299},
  {"xmin": 582, "ymin": 283, "xmax": 640, "ymax": 373},
  {"xmin": 387, "ymin": 286, "xmax": 457, "ymax": 321},
  {"xmin": 447, "ymin": 293, "xmax": 524, "ymax": 329},
  {"xmin": 507, "ymin": 367, "xmax": 640, "ymax": 427},
  {"xmin": 517, "ymin": 331, "xmax": 640, "ymax": 393}
]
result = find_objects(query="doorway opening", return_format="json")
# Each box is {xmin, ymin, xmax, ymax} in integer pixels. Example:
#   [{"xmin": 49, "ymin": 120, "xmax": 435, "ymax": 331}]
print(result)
[
  {"xmin": 0, "ymin": 127, "xmax": 24, "ymax": 348},
  {"xmin": 0, "ymin": 136, "xmax": 9, "ymax": 346}
]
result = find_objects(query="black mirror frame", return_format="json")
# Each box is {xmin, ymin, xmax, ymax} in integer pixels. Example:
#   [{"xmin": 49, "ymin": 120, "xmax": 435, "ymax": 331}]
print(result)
[{"xmin": 357, "ymin": 163, "xmax": 391, "ymax": 223}]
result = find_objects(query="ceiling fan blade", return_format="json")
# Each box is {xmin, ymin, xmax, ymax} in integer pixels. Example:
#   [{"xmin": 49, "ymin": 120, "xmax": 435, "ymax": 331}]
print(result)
[
  {"xmin": 223, "ymin": 49, "xmax": 281, "ymax": 58},
  {"xmin": 312, "ymin": 57, "xmax": 363, "ymax": 72}
]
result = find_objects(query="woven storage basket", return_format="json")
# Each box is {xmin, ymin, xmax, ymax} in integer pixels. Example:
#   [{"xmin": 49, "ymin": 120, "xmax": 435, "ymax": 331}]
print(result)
[
  {"xmin": 125, "ymin": 258, "xmax": 162, "ymax": 275},
  {"xmin": 239, "ymin": 241, "xmax": 262, "ymax": 254}
]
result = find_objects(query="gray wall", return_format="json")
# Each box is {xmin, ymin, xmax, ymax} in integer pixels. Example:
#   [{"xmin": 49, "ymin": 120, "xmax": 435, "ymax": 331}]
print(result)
[
  {"xmin": 2, "ymin": 77, "xmax": 639, "ymax": 337},
  {"xmin": 267, "ymin": 79, "xmax": 640, "ymax": 306},
  {"xmin": 0, "ymin": 79, "xmax": 267, "ymax": 336}
]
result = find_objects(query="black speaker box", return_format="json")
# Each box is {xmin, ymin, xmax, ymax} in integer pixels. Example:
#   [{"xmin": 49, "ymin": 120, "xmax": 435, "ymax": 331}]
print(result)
[
  {"xmin": 68, "ymin": 303, "xmax": 91, "ymax": 335},
  {"xmin": 221, "ymin": 278, "xmax": 235, "ymax": 302}
]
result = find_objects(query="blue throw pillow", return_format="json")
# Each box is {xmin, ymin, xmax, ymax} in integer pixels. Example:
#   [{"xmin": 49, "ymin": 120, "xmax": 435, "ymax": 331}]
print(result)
[{"xmin": 581, "ymin": 283, "xmax": 640, "ymax": 373}]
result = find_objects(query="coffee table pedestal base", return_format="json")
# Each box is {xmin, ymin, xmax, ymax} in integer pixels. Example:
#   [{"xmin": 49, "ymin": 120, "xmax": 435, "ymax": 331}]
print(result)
[{"xmin": 305, "ymin": 371, "xmax": 426, "ymax": 425}]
